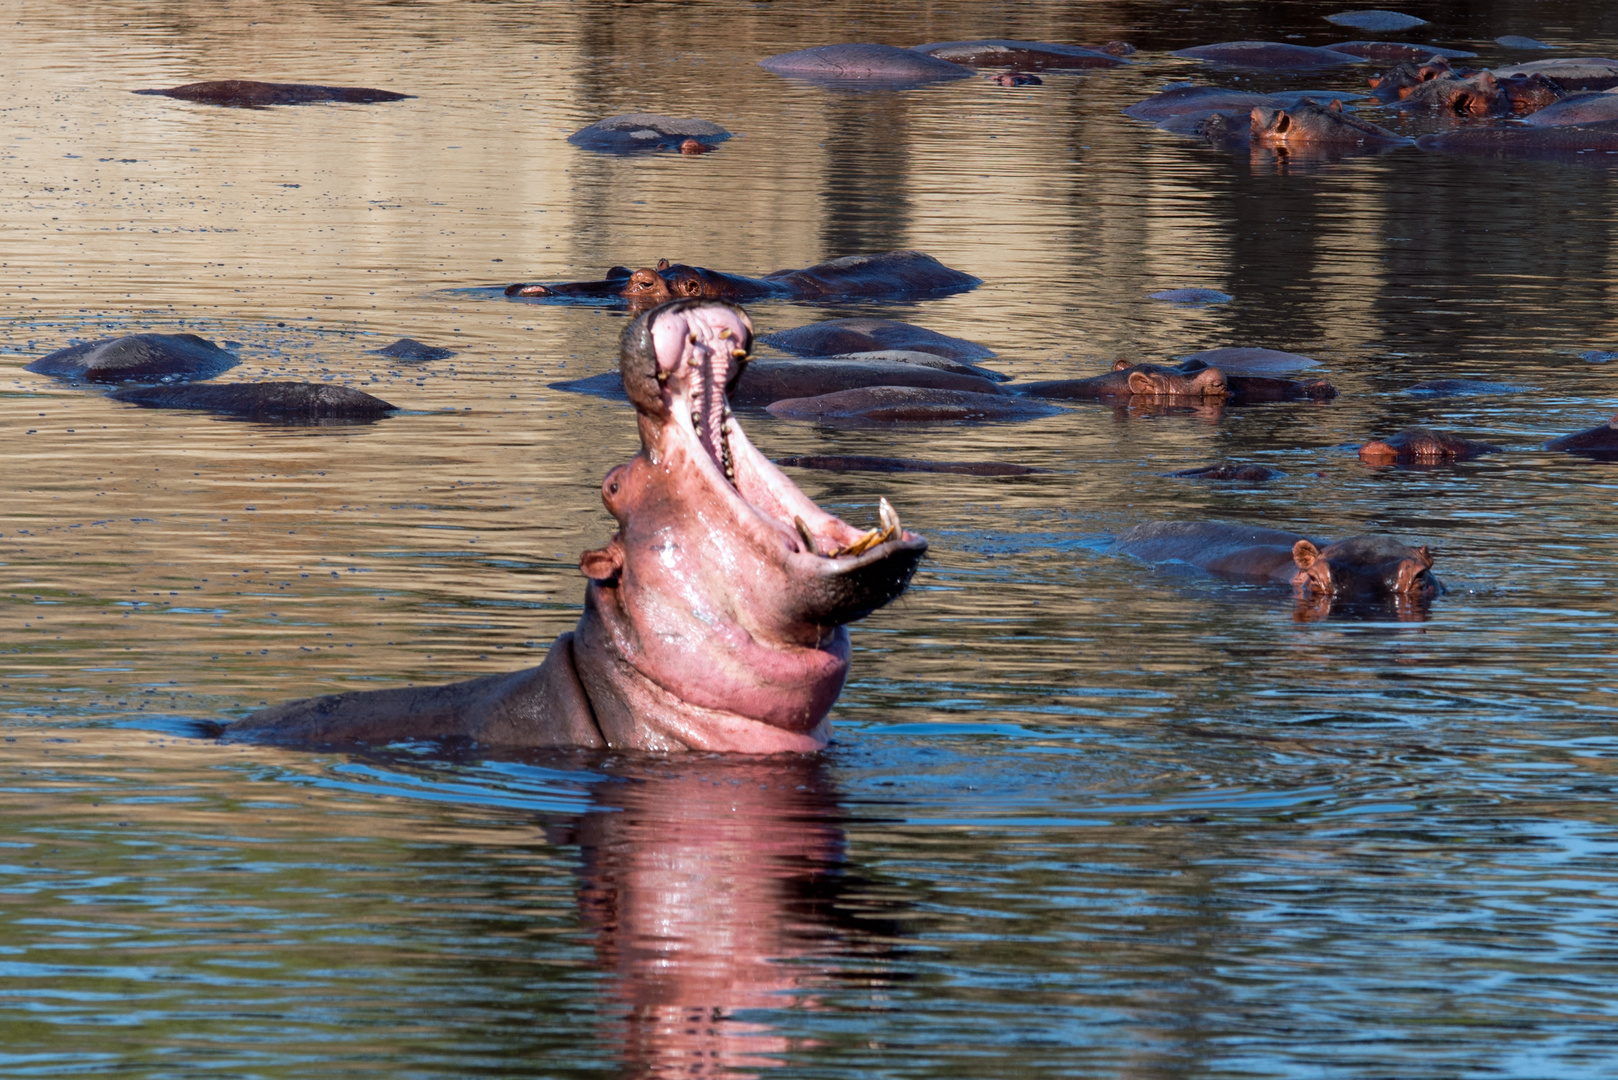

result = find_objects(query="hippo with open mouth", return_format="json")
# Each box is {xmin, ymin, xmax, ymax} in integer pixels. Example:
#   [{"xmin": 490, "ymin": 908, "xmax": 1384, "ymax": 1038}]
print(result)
[{"xmin": 227, "ymin": 300, "xmax": 927, "ymax": 753}]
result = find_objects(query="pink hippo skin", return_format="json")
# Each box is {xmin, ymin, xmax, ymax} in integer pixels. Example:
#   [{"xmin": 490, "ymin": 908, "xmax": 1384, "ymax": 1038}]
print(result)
[{"xmin": 229, "ymin": 300, "xmax": 926, "ymax": 754}]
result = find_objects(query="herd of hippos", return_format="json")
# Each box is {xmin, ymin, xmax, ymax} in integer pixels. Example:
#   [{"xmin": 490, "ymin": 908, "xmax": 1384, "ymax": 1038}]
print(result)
[{"xmin": 33, "ymin": 16, "xmax": 1618, "ymax": 751}]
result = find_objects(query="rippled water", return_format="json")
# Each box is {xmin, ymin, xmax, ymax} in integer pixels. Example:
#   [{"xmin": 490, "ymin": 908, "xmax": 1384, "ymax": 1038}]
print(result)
[{"xmin": 4, "ymin": 1, "xmax": 1618, "ymax": 1076}]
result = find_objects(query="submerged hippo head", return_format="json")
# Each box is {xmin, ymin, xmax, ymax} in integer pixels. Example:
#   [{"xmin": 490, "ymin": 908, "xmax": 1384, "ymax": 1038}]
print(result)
[
  {"xmin": 1290, "ymin": 535, "xmax": 1439, "ymax": 603},
  {"xmin": 1250, "ymin": 99, "xmax": 1408, "ymax": 145},
  {"xmin": 1111, "ymin": 359, "xmax": 1229, "ymax": 398},
  {"xmin": 571, "ymin": 299, "xmax": 927, "ymax": 752}
]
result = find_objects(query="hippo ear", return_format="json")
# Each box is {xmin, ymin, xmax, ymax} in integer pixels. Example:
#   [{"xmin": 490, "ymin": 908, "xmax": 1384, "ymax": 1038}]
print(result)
[
  {"xmin": 1292, "ymin": 540, "xmax": 1320, "ymax": 569},
  {"xmin": 1112, "ymin": 359, "xmax": 1131, "ymax": 372},
  {"xmin": 1126, "ymin": 371, "xmax": 1158, "ymax": 395},
  {"xmin": 1367, "ymin": 74, "xmax": 1384, "ymax": 89},
  {"xmin": 1328, "ymin": 98, "xmax": 1344, "ymax": 112},
  {"xmin": 655, "ymin": 259, "xmax": 671, "ymax": 271},
  {"xmin": 1415, "ymin": 545, "xmax": 1434, "ymax": 569},
  {"xmin": 579, "ymin": 541, "xmax": 624, "ymax": 583}
]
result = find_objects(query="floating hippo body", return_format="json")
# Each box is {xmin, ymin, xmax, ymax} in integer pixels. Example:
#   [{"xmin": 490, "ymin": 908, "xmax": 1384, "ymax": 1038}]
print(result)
[
  {"xmin": 568, "ymin": 114, "xmax": 732, "ymax": 154},
  {"xmin": 759, "ymin": 43, "xmax": 970, "ymax": 83},
  {"xmin": 1358, "ymin": 427, "xmax": 1502, "ymax": 465},
  {"xmin": 1328, "ymin": 41, "xmax": 1477, "ymax": 62},
  {"xmin": 778, "ymin": 455, "xmax": 1036, "ymax": 476},
  {"xmin": 1113, "ymin": 521, "xmax": 1440, "ymax": 606},
  {"xmin": 1416, "ymin": 120, "xmax": 1618, "ymax": 158},
  {"xmin": 1223, "ymin": 374, "xmax": 1338, "ymax": 402},
  {"xmin": 1523, "ymin": 91, "xmax": 1618, "ymax": 126},
  {"xmin": 911, "ymin": 39, "xmax": 1127, "ymax": 69},
  {"xmin": 367, "ymin": 338, "xmax": 455, "ymax": 361},
  {"xmin": 229, "ymin": 300, "xmax": 926, "ymax": 754},
  {"xmin": 27, "ymin": 333, "xmax": 240, "ymax": 382},
  {"xmin": 765, "ymin": 387, "xmax": 1064, "ymax": 427},
  {"xmin": 135, "ymin": 80, "xmax": 412, "ymax": 108},
  {"xmin": 1492, "ymin": 58, "xmax": 1618, "ymax": 92},
  {"xmin": 1176, "ymin": 347, "xmax": 1321, "ymax": 373},
  {"xmin": 1546, "ymin": 414, "xmax": 1618, "ymax": 456},
  {"xmin": 1324, "ymin": 10, "xmax": 1427, "ymax": 32},
  {"xmin": 109, "ymin": 382, "xmax": 397, "ymax": 422},
  {"xmin": 1150, "ymin": 287, "xmax": 1233, "ymax": 305},
  {"xmin": 504, "ymin": 251, "xmax": 980, "ymax": 307},
  {"xmin": 1173, "ymin": 41, "xmax": 1365, "ymax": 70},
  {"xmin": 759, "ymin": 317, "xmax": 995, "ymax": 363},
  {"xmin": 1019, "ymin": 362, "xmax": 1229, "ymax": 401},
  {"xmin": 1251, "ymin": 99, "xmax": 1411, "ymax": 146},
  {"xmin": 1124, "ymin": 86, "xmax": 1279, "ymax": 122}
]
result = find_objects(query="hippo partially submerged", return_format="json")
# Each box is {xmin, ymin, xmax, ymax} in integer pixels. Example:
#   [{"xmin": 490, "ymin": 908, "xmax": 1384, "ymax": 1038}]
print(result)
[
  {"xmin": 1546, "ymin": 414, "xmax": 1618, "ymax": 456},
  {"xmin": 1113, "ymin": 521, "xmax": 1440, "ymax": 610},
  {"xmin": 1173, "ymin": 41, "xmax": 1365, "ymax": 70},
  {"xmin": 227, "ymin": 300, "xmax": 926, "ymax": 753},
  {"xmin": 759, "ymin": 317, "xmax": 996, "ymax": 363},
  {"xmin": 134, "ymin": 80, "xmax": 412, "ymax": 108},
  {"xmin": 109, "ymin": 382, "xmax": 397, "ymax": 422},
  {"xmin": 1358, "ymin": 427, "xmax": 1502, "ymax": 465},
  {"xmin": 1251, "ymin": 99, "xmax": 1410, "ymax": 147},
  {"xmin": 759, "ymin": 43, "xmax": 971, "ymax": 84},
  {"xmin": 27, "ymin": 333, "xmax": 240, "ymax": 382},
  {"xmin": 910, "ymin": 39, "xmax": 1127, "ymax": 69},
  {"xmin": 503, "ymin": 251, "xmax": 980, "ymax": 307},
  {"xmin": 567, "ymin": 114, "xmax": 733, "ymax": 155}
]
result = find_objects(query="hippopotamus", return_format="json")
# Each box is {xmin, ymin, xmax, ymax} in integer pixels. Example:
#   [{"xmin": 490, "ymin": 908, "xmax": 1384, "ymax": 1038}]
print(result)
[
  {"xmin": 1112, "ymin": 521, "xmax": 1440, "ymax": 606},
  {"xmin": 1405, "ymin": 378, "xmax": 1528, "ymax": 396},
  {"xmin": 1492, "ymin": 58, "xmax": 1618, "ymax": 92},
  {"xmin": 1367, "ymin": 55, "xmax": 1459, "ymax": 102},
  {"xmin": 1172, "ymin": 41, "xmax": 1365, "ymax": 70},
  {"xmin": 1358, "ymin": 427, "xmax": 1502, "ymax": 465},
  {"xmin": 777, "ymin": 455, "xmax": 1037, "ymax": 476},
  {"xmin": 758, "ymin": 43, "xmax": 971, "ymax": 84},
  {"xmin": 1163, "ymin": 464, "xmax": 1286, "ymax": 481},
  {"xmin": 503, "ymin": 251, "xmax": 980, "ymax": 307},
  {"xmin": 765, "ymin": 387, "xmax": 1064, "ymax": 427},
  {"xmin": 552, "ymin": 353, "xmax": 1008, "ymax": 406},
  {"xmin": 759, "ymin": 317, "xmax": 995, "ymax": 363},
  {"xmin": 366, "ymin": 338, "xmax": 455, "ymax": 361},
  {"xmin": 1545, "ymin": 414, "xmax": 1618, "ymax": 456},
  {"xmin": 1327, "ymin": 41, "xmax": 1477, "ymax": 62},
  {"xmin": 1323, "ymin": 10, "xmax": 1427, "ymax": 32},
  {"xmin": 227, "ymin": 300, "xmax": 927, "ymax": 753},
  {"xmin": 910, "ymin": 39, "xmax": 1128, "ymax": 69},
  {"xmin": 1150, "ymin": 288, "xmax": 1233, "ymax": 305},
  {"xmin": 1496, "ymin": 36, "xmax": 1556, "ymax": 51},
  {"xmin": 1397, "ymin": 70, "xmax": 1515, "ymax": 115},
  {"xmin": 1523, "ymin": 91, "xmax": 1618, "ymax": 126},
  {"xmin": 27, "ymin": 333, "xmax": 240, "ymax": 382},
  {"xmin": 1176, "ymin": 347, "xmax": 1321, "ymax": 373},
  {"xmin": 1415, "ymin": 120, "xmax": 1618, "ymax": 157},
  {"xmin": 1019, "ymin": 362, "xmax": 1229, "ymax": 401},
  {"xmin": 134, "ymin": 80, "xmax": 412, "ymax": 108},
  {"xmin": 1250, "ymin": 99, "xmax": 1411, "ymax": 147},
  {"xmin": 567, "ymin": 114, "xmax": 732, "ymax": 155},
  {"xmin": 108, "ymin": 382, "xmax": 397, "ymax": 422},
  {"xmin": 1124, "ymin": 86, "xmax": 1280, "ymax": 122},
  {"xmin": 985, "ymin": 72, "xmax": 1042, "ymax": 87},
  {"xmin": 1223, "ymin": 374, "xmax": 1339, "ymax": 402}
]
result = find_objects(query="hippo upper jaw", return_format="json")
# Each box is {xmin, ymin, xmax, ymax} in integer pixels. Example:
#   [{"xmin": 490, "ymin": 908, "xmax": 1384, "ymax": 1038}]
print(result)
[{"xmin": 575, "ymin": 300, "xmax": 926, "ymax": 752}]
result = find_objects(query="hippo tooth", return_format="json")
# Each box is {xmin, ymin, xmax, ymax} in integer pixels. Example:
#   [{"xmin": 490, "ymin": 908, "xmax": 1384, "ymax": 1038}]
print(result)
[
  {"xmin": 794, "ymin": 515, "xmax": 820, "ymax": 556},
  {"xmin": 878, "ymin": 496, "xmax": 900, "ymax": 537}
]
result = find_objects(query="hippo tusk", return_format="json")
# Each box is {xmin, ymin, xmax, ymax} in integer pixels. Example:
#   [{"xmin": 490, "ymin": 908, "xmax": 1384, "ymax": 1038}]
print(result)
[
  {"xmin": 830, "ymin": 497, "xmax": 902, "ymax": 558},
  {"xmin": 794, "ymin": 515, "xmax": 820, "ymax": 556}
]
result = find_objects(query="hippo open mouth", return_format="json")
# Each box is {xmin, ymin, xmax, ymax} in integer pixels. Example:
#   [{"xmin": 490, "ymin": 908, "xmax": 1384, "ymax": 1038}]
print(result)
[{"xmin": 570, "ymin": 299, "xmax": 929, "ymax": 751}]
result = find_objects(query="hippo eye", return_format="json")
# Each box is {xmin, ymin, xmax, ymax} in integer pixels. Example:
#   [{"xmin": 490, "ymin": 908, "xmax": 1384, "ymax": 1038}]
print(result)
[{"xmin": 608, "ymin": 481, "xmax": 619, "ymax": 494}]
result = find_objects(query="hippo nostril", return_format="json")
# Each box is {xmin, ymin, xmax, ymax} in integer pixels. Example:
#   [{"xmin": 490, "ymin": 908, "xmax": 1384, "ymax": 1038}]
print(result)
[{"xmin": 1275, "ymin": 114, "xmax": 1291, "ymax": 133}]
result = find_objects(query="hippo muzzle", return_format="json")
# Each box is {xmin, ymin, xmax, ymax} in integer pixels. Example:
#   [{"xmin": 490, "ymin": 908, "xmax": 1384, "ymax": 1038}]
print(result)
[{"xmin": 571, "ymin": 299, "xmax": 927, "ymax": 752}]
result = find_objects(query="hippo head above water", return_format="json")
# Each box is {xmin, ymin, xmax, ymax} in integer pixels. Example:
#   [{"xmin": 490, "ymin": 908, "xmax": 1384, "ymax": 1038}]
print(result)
[
  {"xmin": 228, "ymin": 299, "xmax": 926, "ymax": 754},
  {"xmin": 574, "ymin": 299, "xmax": 928, "ymax": 750},
  {"xmin": 1291, "ymin": 535, "xmax": 1439, "ymax": 604}
]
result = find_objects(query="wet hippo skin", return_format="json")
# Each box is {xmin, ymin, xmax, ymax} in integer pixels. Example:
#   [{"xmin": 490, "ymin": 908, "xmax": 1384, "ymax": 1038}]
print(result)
[
  {"xmin": 910, "ymin": 39, "xmax": 1127, "ymax": 69},
  {"xmin": 27, "ymin": 333, "xmax": 240, "ymax": 382},
  {"xmin": 1359, "ymin": 427, "xmax": 1502, "ymax": 465},
  {"xmin": 134, "ymin": 80, "xmax": 413, "ymax": 107},
  {"xmin": 227, "ymin": 300, "xmax": 927, "ymax": 753},
  {"xmin": 1250, "ymin": 99, "xmax": 1410, "ymax": 146},
  {"xmin": 1545, "ymin": 414, "xmax": 1618, "ymax": 456},
  {"xmin": 1019, "ymin": 363, "xmax": 1229, "ymax": 401},
  {"xmin": 1173, "ymin": 41, "xmax": 1365, "ymax": 70},
  {"xmin": 759, "ymin": 317, "xmax": 996, "ymax": 363},
  {"xmin": 109, "ymin": 382, "xmax": 398, "ymax": 421},
  {"xmin": 1112, "ymin": 521, "xmax": 1441, "ymax": 604},
  {"xmin": 759, "ymin": 43, "xmax": 971, "ymax": 83},
  {"xmin": 504, "ymin": 251, "xmax": 980, "ymax": 307}
]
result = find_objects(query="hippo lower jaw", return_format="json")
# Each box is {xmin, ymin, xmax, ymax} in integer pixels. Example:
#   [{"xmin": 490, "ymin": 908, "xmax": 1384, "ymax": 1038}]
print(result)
[{"xmin": 581, "ymin": 299, "xmax": 926, "ymax": 752}]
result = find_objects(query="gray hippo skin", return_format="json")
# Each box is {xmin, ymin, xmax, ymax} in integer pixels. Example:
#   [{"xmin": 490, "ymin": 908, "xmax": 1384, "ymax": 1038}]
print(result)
[
  {"xmin": 568, "ymin": 114, "xmax": 733, "ymax": 154},
  {"xmin": 759, "ymin": 43, "xmax": 971, "ymax": 83},
  {"xmin": 1546, "ymin": 414, "xmax": 1618, "ymax": 456},
  {"xmin": 759, "ymin": 317, "xmax": 996, "ymax": 363},
  {"xmin": 109, "ymin": 382, "xmax": 397, "ymax": 421},
  {"xmin": 135, "ymin": 81, "xmax": 413, "ymax": 107},
  {"xmin": 1113, "ymin": 521, "xmax": 1441, "ymax": 604},
  {"xmin": 28, "ymin": 333, "xmax": 240, "ymax": 382},
  {"xmin": 911, "ymin": 39, "xmax": 1127, "ymax": 69},
  {"xmin": 228, "ymin": 299, "xmax": 927, "ymax": 754}
]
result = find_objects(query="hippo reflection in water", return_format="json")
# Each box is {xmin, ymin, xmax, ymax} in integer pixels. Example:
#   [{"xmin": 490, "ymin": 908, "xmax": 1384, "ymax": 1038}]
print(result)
[
  {"xmin": 228, "ymin": 300, "xmax": 927, "ymax": 753},
  {"xmin": 1113, "ymin": 522, "xmax": 1440, "ymax": 621},
  {"xmin": 503, "ymin": 250, "xmax": 980, "ymax": 307}
]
